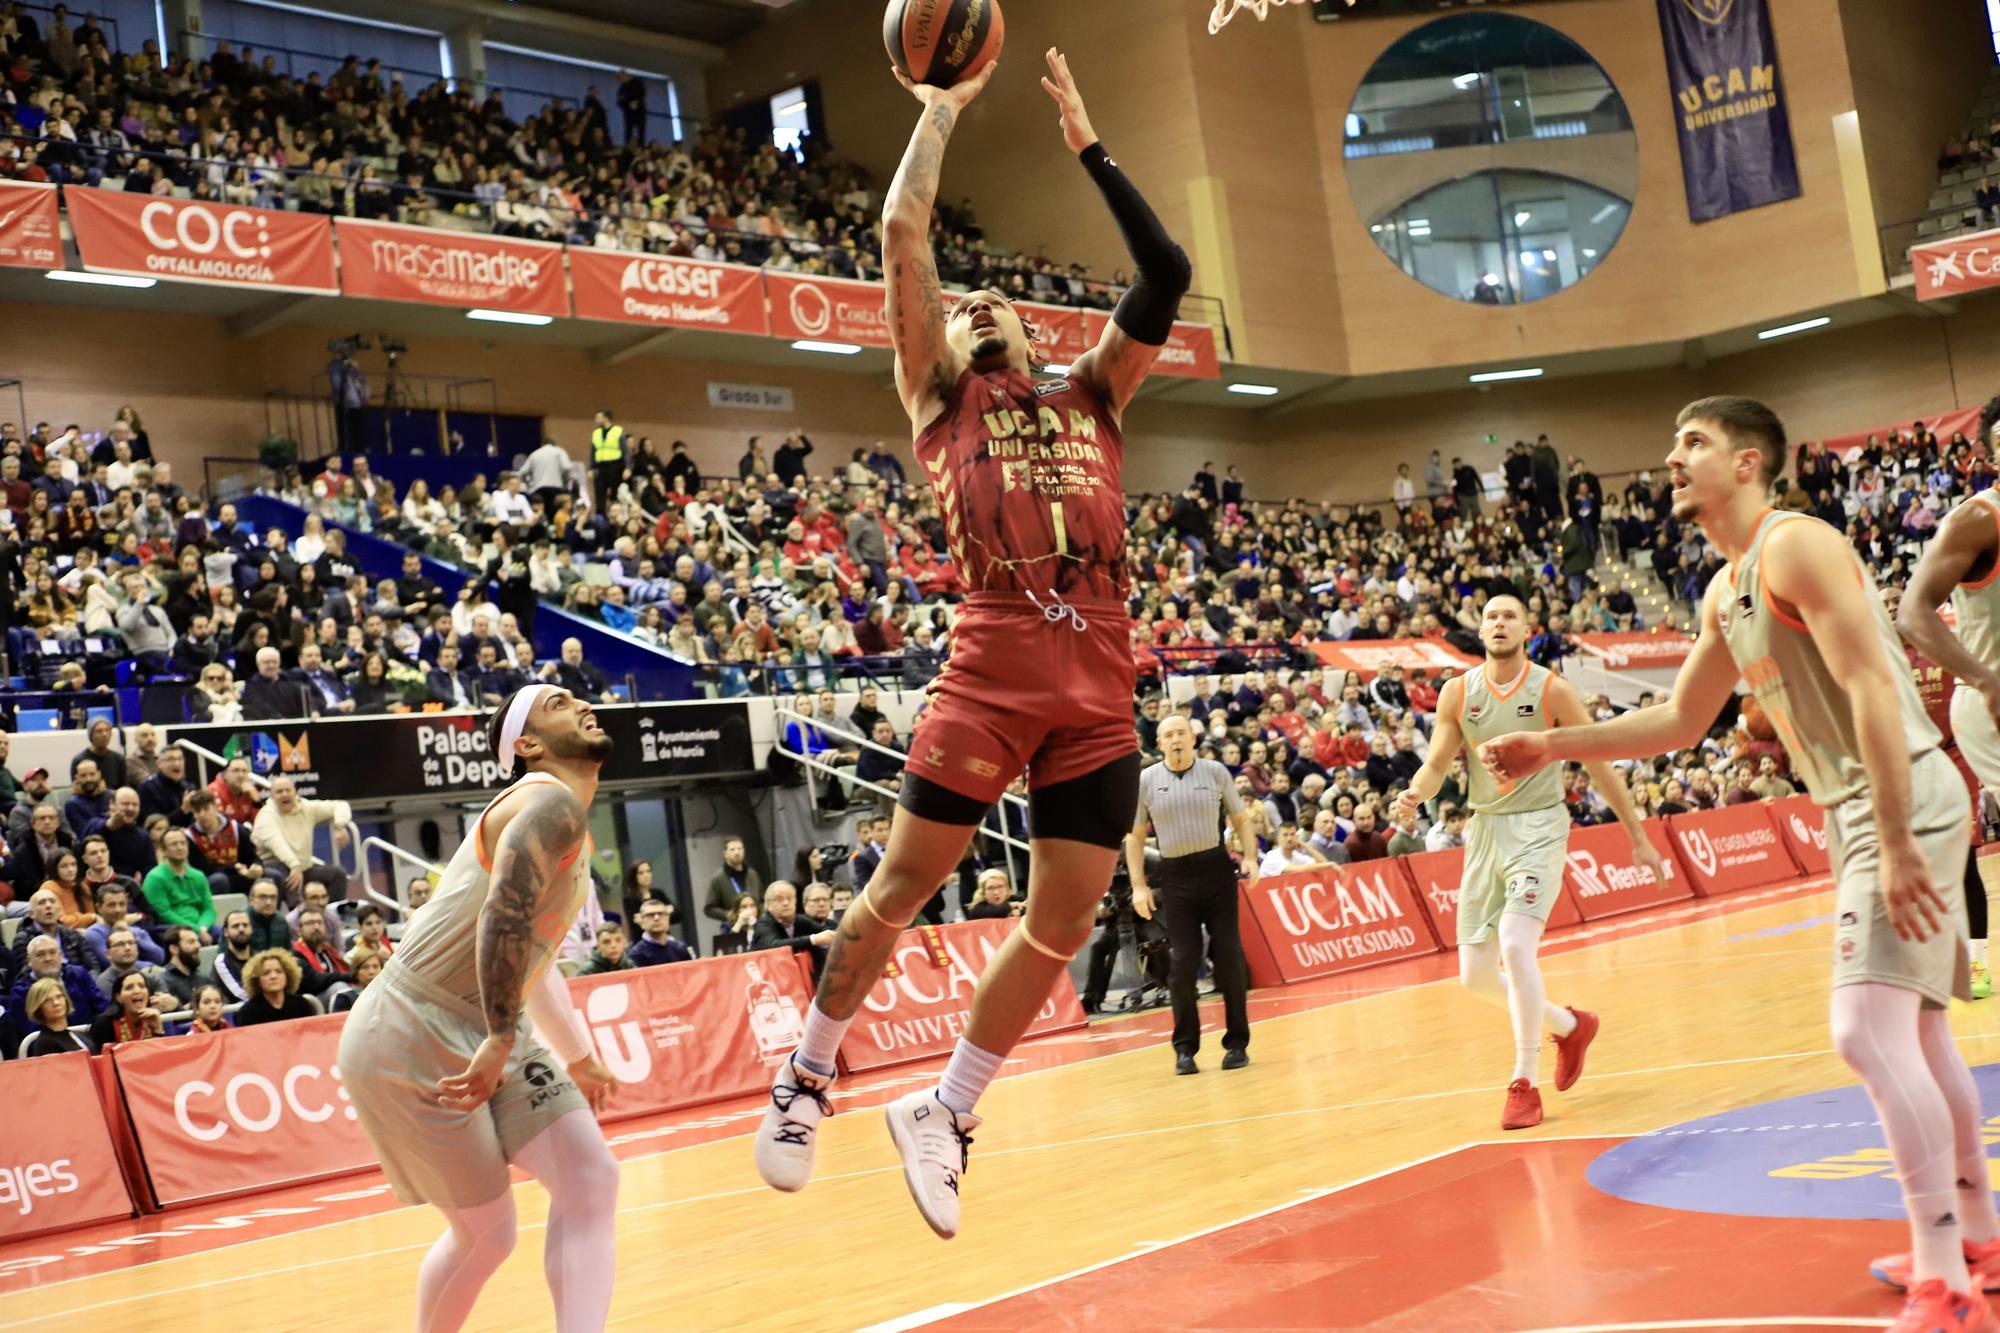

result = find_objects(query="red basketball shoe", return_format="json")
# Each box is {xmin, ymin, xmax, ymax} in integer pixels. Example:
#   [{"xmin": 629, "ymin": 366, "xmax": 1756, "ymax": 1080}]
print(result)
[
  {"xmin": 1553, "ymin": 1007, "xmax": 1598, "ymax": 1092},
  {"xmin": 1501, "ymin": 1079, "xmax": 1543, "ymax": 1131},
  {"xmin": 1872, "ymin": 1238, "xmax": 2000, "ymax": 1293},
  {"xmin": 1886, "ymin": 1279, "xmax": 1999, "ymax": 1333}
]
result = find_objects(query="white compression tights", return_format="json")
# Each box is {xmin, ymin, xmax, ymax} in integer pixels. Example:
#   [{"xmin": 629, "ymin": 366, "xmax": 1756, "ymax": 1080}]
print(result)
[
  {"xmin": 415, "ymin": 1108, "xmax": 621, "ymax": 1332},
  {"xmin": 1459, "ymin": 913, "xmax": 1576, "ymax": 1083},
  {"xmin": 1832, "ymin": 982, "xmax": 1988, "ymax": 1287}
]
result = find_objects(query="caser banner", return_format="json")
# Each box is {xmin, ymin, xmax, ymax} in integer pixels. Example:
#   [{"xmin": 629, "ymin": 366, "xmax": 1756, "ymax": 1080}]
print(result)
[
  {"xmin": 1911, "ymin": 227, "xmax": 2000, "ymax": 303},
  {"xmin": 336, "ymin": 217, "xmax": 568, "ymax": 315},
  {"xmin": 1400, "ymin": 844, "xmax": 1584, "ymax": 952},
  {"xmin": 1766, "ymin": 794, "xmax": 1830, "ymax": 874},
  {"xmin": 65, "ymin": 186, "xmax": 338, "ymax": 293},
  {"xmin": 569, "ymin": 248, "xmax": 769, "ymax": 335},
  {"xmin": 1562, "ymin": 820, "xmax": 1692, "ymax": 920},
  {"xmin": 0, "ymin": 180, "xmax": 60, "ymax": 270},
  {"xmin": 113, "ymin": 1015, "xmax": 374, "ymax": 1207},
  {"xmin": 838, "ymin": 916, "xmax": 1088, "ymax": 1074},
  {"xmin": 561, "ymin": 950, "xmax": 815, "ymax": 1119},
  {"xmin": 0, "ymin": 1053, "xmax": 135, "ymax": 1239},
  {"xmin": 165, "ymin": 701, "xmax": 754, "ymax": 801},
  {"xmin": 1666, "ymin": 803, "xmax": 1802, "ymax": 897},
  {"xmin": 1236, "ymin": 861, "xmax": 1438, "ymax": 986}
]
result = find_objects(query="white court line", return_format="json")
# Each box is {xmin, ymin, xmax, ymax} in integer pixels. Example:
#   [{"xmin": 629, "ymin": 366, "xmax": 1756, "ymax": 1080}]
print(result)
[
  {"xmin": 1515, "ymin": 1321, "xmax": 1887, "ymax": 1332},
  {"xmin": 0, "ymin": 884, "xmax": 1851, "ymax": 1315},
  {"xmin": 872, "ymin": 1143, "xmax": 1484, "ymax": 1331}
]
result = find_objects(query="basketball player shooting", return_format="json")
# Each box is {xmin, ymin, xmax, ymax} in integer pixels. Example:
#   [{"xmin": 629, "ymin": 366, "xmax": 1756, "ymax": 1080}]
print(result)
[
  {"xmin": 753, "ymin": 46, "xmax": 1190, "ymax": 1239},
  {"xmin": 1390, "ymin": 591, "xmax": 1664, "ymax": 1130},
  {"xmin": 1481, "ymin": 398, "xmax": 2000, "ymax": 1333},
  {"xmin": 339, "ymin": 685, "xmax": 622, "ymax": 1332}
]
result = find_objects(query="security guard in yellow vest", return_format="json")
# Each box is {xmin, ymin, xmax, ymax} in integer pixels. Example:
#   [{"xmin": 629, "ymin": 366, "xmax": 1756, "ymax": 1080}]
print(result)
[{"xmin": 590, "ymin": 407, "xmax": 626, "ymax": 513}]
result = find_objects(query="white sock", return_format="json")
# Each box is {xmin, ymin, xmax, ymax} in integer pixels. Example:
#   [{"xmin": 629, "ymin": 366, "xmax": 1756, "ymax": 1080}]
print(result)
[
  {"xmin": 513, "ymin": 1110, "xmax": 620, "ymax": 1333},
  {"xmin": 1546, "ymin": 1003, "xmax": 1578, "ymax": 1038},
  {"xmin": 1974, "ymin": 938, "xmax": 1991, "ymax": 969},
  {"xmin": 417, "ymin": 1191, "xmax": 517, "ymax": 1333},
  {"xmin": 937, "ymin": 1040, "xmax": 1005, "ymax": 1115},
  {"xmin": 1910, "ymin": 1187, "xmax": 1973, "ymax": 1287},
  {"xmin": 795, "ymin": 1002, "xmax": 850, "ymax": 1078},
  {"xmin": 1922, "ymin": 1007, "xmax": 2000, "ymax": 1245}
]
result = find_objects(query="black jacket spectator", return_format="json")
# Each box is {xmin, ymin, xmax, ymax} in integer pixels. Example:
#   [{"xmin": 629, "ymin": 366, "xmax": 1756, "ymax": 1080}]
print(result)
[
  {"xmin": 750, "ymin": 913, "xmax": 817, "ymax": 952},
  {"xmin": 242, "ymin": 674, "xmax": 311, "ymax": 721},
  {"xmin": 551, "ymin": 659, "xmax": 612, "ymax": 701},
  {"xmin": 138, "ymin": 770, "xmax": 195, "ymax": 823},
  {"xmin": 6, "ymin": 827, "xmax": 75, "ymax": 898},
  {"xmin": 234, "ymin": 991, "xmax": 318, "ymax": 1025}
]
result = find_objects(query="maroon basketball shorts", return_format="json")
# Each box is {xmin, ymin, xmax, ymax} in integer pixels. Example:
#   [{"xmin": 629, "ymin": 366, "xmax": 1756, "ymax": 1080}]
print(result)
[{"xmin": 902, "ymin": 592, "xmax": 1137, "ymax": 805}]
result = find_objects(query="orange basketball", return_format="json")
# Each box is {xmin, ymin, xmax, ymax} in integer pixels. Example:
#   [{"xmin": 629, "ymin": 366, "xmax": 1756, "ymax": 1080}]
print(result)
[
  {"xmin": 884, "ymin": 0, "xmax": 1004, "ymax": 89},
  {"xmin": 1740, "ymin": 694, "xmax": 1775, "ymax": 741}
]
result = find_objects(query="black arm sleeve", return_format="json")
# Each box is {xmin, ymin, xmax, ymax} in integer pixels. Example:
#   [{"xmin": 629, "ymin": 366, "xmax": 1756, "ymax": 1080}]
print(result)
[{"xmin": 1080, "ymin": 143, "xmax": 1192, "ymax": 346}]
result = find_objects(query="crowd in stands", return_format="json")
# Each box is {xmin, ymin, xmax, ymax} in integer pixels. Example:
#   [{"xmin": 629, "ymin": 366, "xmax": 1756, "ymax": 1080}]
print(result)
[{"xmin": 0, "ymin": 3, "xmax": 1126, "ymax": 307}]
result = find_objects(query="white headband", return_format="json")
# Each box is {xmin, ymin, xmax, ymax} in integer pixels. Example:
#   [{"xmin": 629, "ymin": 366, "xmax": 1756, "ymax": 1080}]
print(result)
[{"xmin": 498, "ymin": 684, "xmax": 559, "ymax": 774}]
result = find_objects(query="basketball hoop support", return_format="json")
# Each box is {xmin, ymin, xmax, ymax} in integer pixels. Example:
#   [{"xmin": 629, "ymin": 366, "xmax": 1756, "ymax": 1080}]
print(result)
[{"xmin": 1206, "ymin": 0, "xmax": 1313, "ymax": 36}]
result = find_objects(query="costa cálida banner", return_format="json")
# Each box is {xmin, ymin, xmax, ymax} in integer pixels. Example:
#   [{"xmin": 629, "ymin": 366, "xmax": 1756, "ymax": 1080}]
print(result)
[
  {"xmin": 569, "ymin": 248, "xmax": 770, "ymax": 335},
  {"xmin": 65, "ymin": 186, "xmax": 338, "ymax": 292},
  {"xmin": 1654, "ymin": 0, "xmax": 1800, "ymax": 222},
  {"xmin": 165, "ymin": 701, "xmax": 754, "ymax": 801},
  {"xmin": 335, "ymin": 216, "xmax": 568, "ymax": 315},
  {"xmin": 0, "ymin": 180, "xmax": 60, "ymax": 269}
]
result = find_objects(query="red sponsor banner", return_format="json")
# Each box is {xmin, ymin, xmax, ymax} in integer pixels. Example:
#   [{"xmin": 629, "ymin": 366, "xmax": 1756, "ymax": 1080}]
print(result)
[
  {"xmin": 65, "ymin": 186, "xmax": 337, "ymax": 293},
  {"xmin": 1020, "ymin": 300, "xmax": 1090, "ymax": 366},
  {"xmin": 1570, "ymin": 631, "xmax": 1694, "ymax": 670},
  {"xmin": 1666, "ymin": 803, "xmax": 1802, "ymax": 898},
  {"xmin": 113, "ymin": 1015, "xmax": 373, "ymax": 1207},
  {"xmin": 840, "ymin": 917, "xmax": 1087, "ymax": 1074},
  {"xmin": 563, "ymin": 950, "xmax": 814, "ymax": 1119},
  {"xmin": 1402, "ymin": 844, "xmax": 1584, "ymax": 949},
  {"xmin": 0, "ymin": 1053, "xmax": 135, "ymax": 1239},
  {"xmin": 1083, "ymin": 311, "xmax": 1221, "ymax": 380},
  {"xmin": 1912, "ymin": 226, "xmax": 2000, "ymax": 302},
  {"xmin": 1237, "ymin": 861, "xmax": 1439, "ymax": 985},
  {"xmin": 1562, "ymin": 820, "xmax": 1692, "ymax": 920},
  {"xmin": 337, "ymin": 216, "xmax": 568, "ymax": 315},
  {"xmin": 765, "ymin": 271, "xmax": 892, "ymax": 348},
  {"xmin": 1766, "ymin": 794, "xmax": 1830, "ymax": 874},
  {"xmin": 0, "ymin": 180, "xmax": 60, "ymax": 269},
  {"xmin": 1306, "ymin": 637, "xmax": 1481, "ymax": 681},
  {"xmin": 1810, "ymin": 406, "xmax": 1985, "ymax": 461},
  {"xmin": 569, "ymin": 248, "xmax": 768, "ymax": 335}
]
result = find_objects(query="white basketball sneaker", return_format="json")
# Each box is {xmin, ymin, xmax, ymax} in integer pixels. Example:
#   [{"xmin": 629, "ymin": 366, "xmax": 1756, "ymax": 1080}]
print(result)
[
  {"xmin": 884, "ymin": 1089, "xmax": 981, "ymax": 1239},
  {"xmin": 754, "ymin": 1056, "xmax": 835, "ymax": 1192}
]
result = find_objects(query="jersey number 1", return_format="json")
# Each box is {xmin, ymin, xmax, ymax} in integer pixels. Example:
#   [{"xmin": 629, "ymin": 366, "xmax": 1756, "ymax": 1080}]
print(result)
[{"xmin": 1050, "ymin": 501, "xmax": 1069, "ymax": 557}]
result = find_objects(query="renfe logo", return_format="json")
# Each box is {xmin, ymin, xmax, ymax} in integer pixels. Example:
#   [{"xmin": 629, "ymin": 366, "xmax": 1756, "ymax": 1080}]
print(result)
[
  {"xmin": 0, "ymin": 1160, "xmax": 79, "ymax": 1216},
  {"xmin": 1566, "ymin": 848, "xmax": 1669, "ymax": 898}
]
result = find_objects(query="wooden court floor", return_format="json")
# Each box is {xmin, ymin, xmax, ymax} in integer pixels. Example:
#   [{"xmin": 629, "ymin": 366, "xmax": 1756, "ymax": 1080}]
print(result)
[{"xmin": 8, "ymin": 877, "xmax": 1997, "ymax": 1332}]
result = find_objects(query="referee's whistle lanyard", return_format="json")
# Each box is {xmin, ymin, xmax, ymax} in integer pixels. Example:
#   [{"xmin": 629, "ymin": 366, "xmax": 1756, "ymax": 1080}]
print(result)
[{"xmin": 1024, "ymin": 588, "xmax": 1089, "ymax": 631}]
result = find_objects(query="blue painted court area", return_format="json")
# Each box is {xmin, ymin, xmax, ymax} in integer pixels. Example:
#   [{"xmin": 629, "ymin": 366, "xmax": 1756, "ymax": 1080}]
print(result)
[{"xmin": 1589, "ymin": 1064, "xmax": 2000, "ymax": 1220}]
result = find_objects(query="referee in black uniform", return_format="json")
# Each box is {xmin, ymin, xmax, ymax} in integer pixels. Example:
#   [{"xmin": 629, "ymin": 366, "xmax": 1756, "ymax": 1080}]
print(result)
[{"xmin": 1125, "ymin": 714, "xmax": 1259, "ymax": 1075}]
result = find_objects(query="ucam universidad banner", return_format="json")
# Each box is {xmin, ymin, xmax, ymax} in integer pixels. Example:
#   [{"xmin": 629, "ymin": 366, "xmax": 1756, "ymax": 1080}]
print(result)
[
  {"xmin": 1654, "ymin": 0, "xmax": 1800, "ymax": 222},
  {"xmin": 65, "ymin": 187, "xmax": 338, "ymax": 292}
]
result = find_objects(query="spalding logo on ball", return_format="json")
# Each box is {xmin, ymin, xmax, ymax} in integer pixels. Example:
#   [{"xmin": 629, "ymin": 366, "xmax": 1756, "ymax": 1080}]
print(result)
[{"xmin": 885, "ymin": 0, "xmax": 1005, "ymax": 89}]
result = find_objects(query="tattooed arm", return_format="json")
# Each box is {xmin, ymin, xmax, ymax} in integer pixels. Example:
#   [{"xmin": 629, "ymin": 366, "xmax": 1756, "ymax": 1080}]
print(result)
[
  {"xmin": 437, "ymin": 783, "xmax": 587, "ymax": 1111},
  {"xmin": 884, "ymin": 58, "xmax": 998, "ymax": 430}
]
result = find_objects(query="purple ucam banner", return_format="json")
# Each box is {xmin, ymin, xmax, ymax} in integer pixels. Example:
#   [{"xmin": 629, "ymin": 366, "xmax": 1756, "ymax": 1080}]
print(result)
[{"xmin": 1655, "ymin": 0, "xmax": 1801, "ymax": 223}]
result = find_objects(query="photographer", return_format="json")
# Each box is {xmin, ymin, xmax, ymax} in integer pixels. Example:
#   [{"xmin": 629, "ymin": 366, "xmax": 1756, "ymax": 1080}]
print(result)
[
  {"xmin": 1080, "ymin": 849, "xmax": 1169, "ymax": 1016},
  {"xmin": 327, "ymin": 341, "xmax": 369, "ymax": 455}
]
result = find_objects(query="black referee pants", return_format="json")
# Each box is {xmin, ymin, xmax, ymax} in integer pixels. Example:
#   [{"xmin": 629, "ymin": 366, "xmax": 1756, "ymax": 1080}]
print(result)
[{"xmin": 1157, "ymin": 848, "xmax": 1250, "ymax": 1057}]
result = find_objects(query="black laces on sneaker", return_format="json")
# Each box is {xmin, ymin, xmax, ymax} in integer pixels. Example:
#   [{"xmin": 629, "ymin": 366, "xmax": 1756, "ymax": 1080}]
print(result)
[{"xmin": 769, "ymin": 1077, "xmax": 834, "ymax": 1146}]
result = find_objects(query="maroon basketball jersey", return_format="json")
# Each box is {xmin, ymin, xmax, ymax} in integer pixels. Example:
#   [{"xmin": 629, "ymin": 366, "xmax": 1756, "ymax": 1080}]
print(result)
[{"xmin": 912, "ymin": 366, "xmax": 1128, "ymax": 601}]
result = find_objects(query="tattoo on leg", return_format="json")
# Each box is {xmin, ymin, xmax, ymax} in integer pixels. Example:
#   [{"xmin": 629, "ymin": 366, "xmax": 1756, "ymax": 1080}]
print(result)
[{"xmin": 812, "ymin": 910, "xmax": 907, "ymax": 1020}]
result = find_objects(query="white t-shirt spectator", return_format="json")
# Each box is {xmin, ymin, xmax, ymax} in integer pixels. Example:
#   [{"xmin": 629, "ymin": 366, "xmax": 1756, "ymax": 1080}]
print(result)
[{"xmin": 1260, "ymin": 845, "xmax": 1320, "ymax": 877}]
